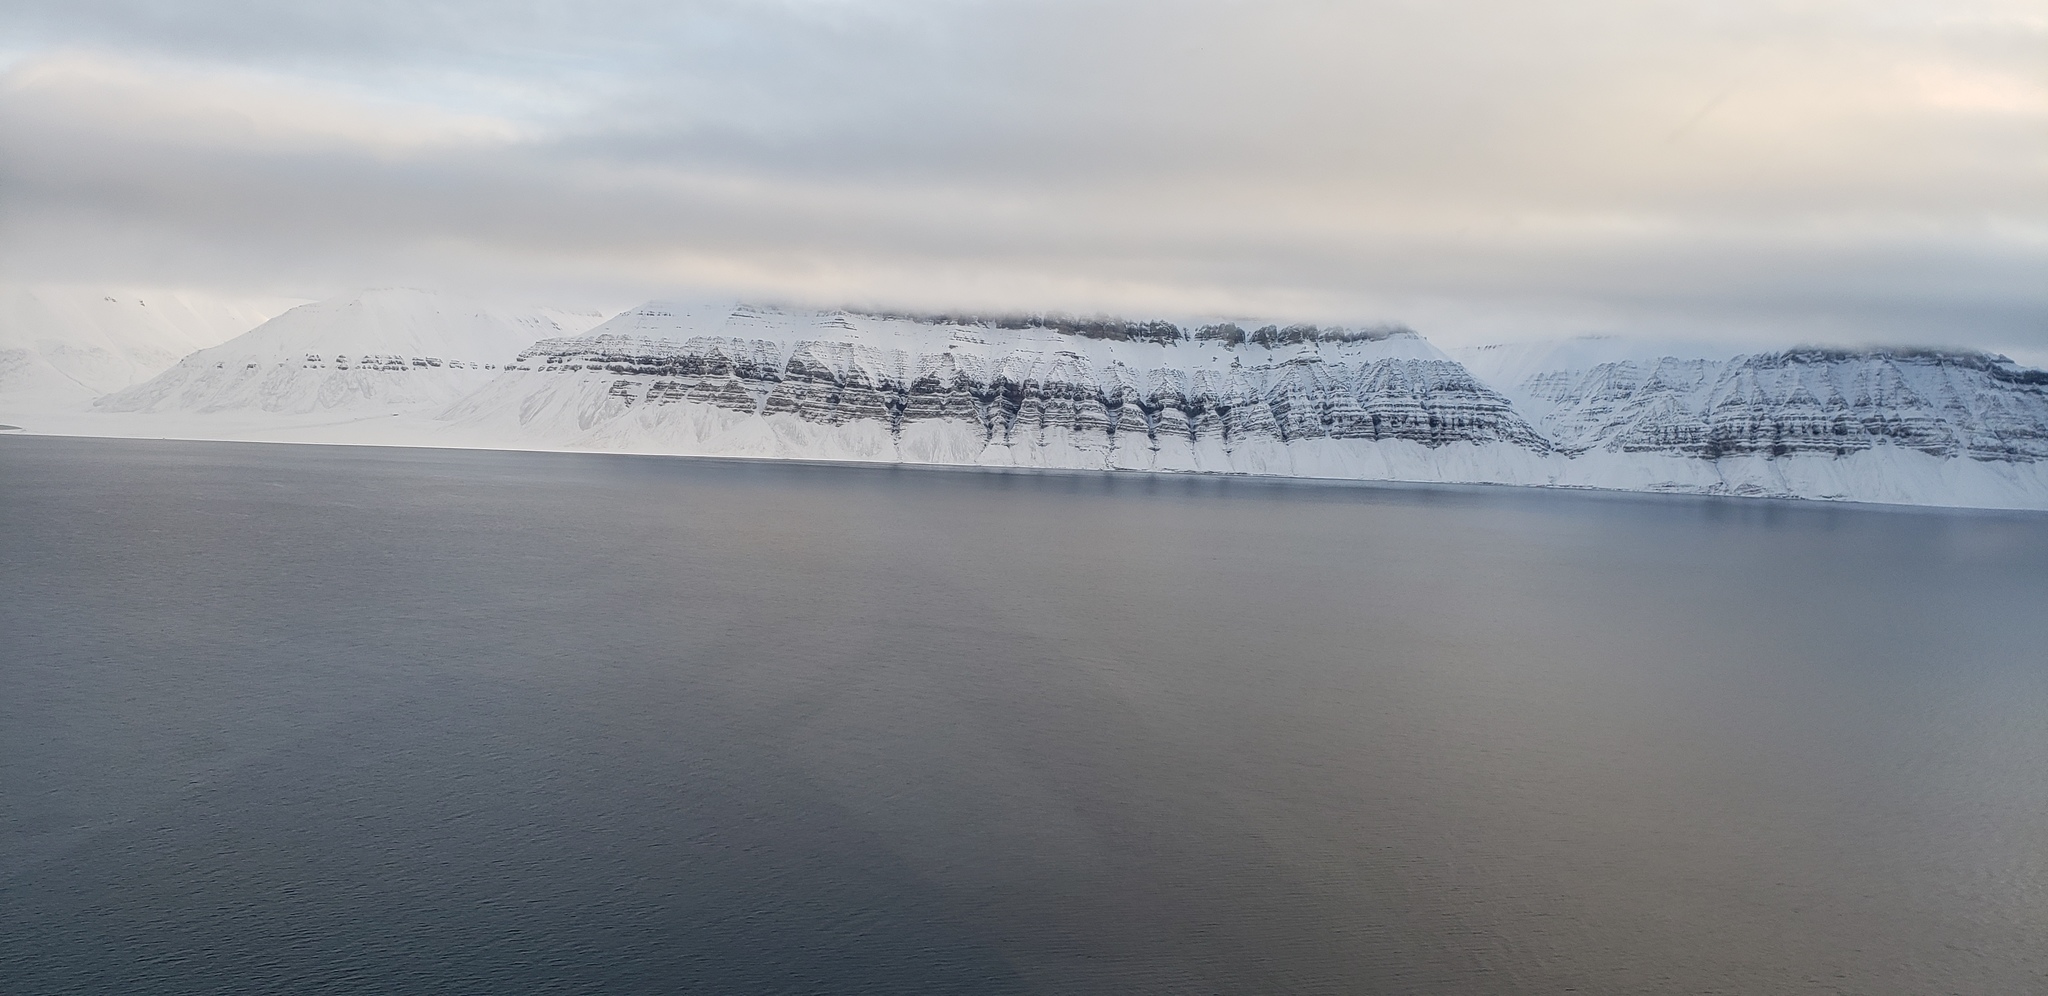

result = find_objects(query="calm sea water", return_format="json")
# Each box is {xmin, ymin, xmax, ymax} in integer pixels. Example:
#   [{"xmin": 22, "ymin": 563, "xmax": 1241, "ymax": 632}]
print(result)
[{"xmin": 3, "ymin": 436, "xmax": 2045, "ymax": 995}]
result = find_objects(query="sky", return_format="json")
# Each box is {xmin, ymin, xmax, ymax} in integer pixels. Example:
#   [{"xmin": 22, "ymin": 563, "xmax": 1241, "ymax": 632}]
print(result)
[{"xmin": 2, "ymin": 0, "xmax": 2043, "ymax": 356}]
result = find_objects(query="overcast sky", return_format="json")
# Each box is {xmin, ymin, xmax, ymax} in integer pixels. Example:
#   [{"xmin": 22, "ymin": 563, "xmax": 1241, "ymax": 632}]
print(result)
[{"xmin": 2, "ymin": 1, "xmax": 2042, "ymax": 354}]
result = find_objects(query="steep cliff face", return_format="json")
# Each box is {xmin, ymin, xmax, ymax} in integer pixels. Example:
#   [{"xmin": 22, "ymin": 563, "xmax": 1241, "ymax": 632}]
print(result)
[
  {"xmin": 1514, "ymin": 349, "xmax": 2048, "ymax": 462},
  {"xmin": 441, "ymin": 306, "xmax": 1549, "ymax": 475}
]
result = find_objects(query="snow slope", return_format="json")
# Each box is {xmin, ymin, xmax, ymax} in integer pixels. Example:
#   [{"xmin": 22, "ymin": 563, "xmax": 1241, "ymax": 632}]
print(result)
[
  {"xmin": 0, "ymin": 286, "xmax": 294, "ymax": 416},
  {"xmin": 96, "ymin": 289, "xmax": 606, "ymax": 418}
]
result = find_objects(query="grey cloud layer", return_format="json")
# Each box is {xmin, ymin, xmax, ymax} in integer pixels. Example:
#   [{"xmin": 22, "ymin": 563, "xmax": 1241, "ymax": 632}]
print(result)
[{"xmin": 2, "ymin": 0, "xmax": 2043, "ymax": 353}]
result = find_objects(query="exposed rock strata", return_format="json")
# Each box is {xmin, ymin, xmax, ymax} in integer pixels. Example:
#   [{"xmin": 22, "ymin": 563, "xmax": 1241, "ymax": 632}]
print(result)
[
  {"xmin": 1518, "ymin": 349, "xmax": 2048, "ymax": 462},
  {"xmin": 504, "ymin": 322, "xmax": 1547, "ymax": 456},
  {"xmin": 61, "ymin": 299, "xmax": 2048, "ymax": 509}
]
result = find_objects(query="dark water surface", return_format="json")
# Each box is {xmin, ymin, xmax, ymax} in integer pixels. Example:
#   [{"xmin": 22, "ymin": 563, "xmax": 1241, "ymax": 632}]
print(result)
[{"xmin": 4, "ymin": 437, "xmax": 2045, "ymax": 995}]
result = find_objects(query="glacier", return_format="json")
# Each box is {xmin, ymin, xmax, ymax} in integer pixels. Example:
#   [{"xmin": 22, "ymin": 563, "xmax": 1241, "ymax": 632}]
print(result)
[{"xmin": 11, "ymin": 292, "xmax": 2048, "ymax": 511}]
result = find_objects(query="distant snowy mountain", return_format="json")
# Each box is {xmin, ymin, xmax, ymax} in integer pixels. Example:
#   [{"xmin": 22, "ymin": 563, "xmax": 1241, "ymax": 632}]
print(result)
[
  {"xmin": 23, "ymin": 296, "xmax": 2048, "ymax": 510},
  {"xmin": 97, "ymin": 289, "xmax": 606, "ymax": 417},
  {"xmin": 0, "ymin": 286, "xmax": 292, "ymax": 411},
  {"xmin": 1458, "ymin": 338, "xmax": 2048, "ymax": 506},
  {"xmin": 1515, "ymin": 349, "xmax": 2048, "ymax": 461}
]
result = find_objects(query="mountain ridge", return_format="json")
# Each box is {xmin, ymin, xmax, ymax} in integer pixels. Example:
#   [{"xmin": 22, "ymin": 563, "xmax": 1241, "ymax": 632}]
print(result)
[{"xmin": 15, "ymin": 293, "xmax": 2048, "ymax": 511}]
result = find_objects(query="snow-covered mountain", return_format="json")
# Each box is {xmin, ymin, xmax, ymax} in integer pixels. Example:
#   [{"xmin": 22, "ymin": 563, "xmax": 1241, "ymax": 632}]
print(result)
[
  {"xmin": 0, "ymin": 286, "xmax": 293, "ymax": 412},
  {"xmin": 1458, "ymin": 338, "xmax": 2048, "ymax": 507},
  {"xmin": 23, "ymin": 296, "xmax": 2048, "ymax": 510},
  {"xmin": 439, "ymin": 304, "xmax": 1553, "ymax": 482},
  {"xmin": 1513, "ymin": 349, "xmax": 2048, "ymax": 461},
  {"xmin": 97, "ymin": 289, "xmax": 606, "ymax": 417}
]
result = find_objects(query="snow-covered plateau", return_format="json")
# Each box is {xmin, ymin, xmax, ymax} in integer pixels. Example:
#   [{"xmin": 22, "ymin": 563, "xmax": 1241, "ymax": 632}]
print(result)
[{"xmin": 9, "ymin": 291, "xmax": 2047, "ymax": 511}]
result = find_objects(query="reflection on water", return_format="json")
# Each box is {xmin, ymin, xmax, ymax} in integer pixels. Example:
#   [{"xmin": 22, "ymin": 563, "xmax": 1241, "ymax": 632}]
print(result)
[{"xmin": 3, "ymin": 437, "xmax": 2044, "ymax": 994}]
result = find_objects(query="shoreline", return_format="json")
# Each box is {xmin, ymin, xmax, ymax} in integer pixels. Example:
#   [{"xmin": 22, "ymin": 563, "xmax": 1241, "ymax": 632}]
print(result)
[{"xmin": 7, "ymin": 425, "xmax": 2045, "ymax": 521}]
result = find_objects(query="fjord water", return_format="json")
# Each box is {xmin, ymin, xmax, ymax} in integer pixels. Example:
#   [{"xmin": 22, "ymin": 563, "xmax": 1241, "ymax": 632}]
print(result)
[{"xmin": 3, "ymin": 438, "xmax": 2044, "ymax": 995}]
